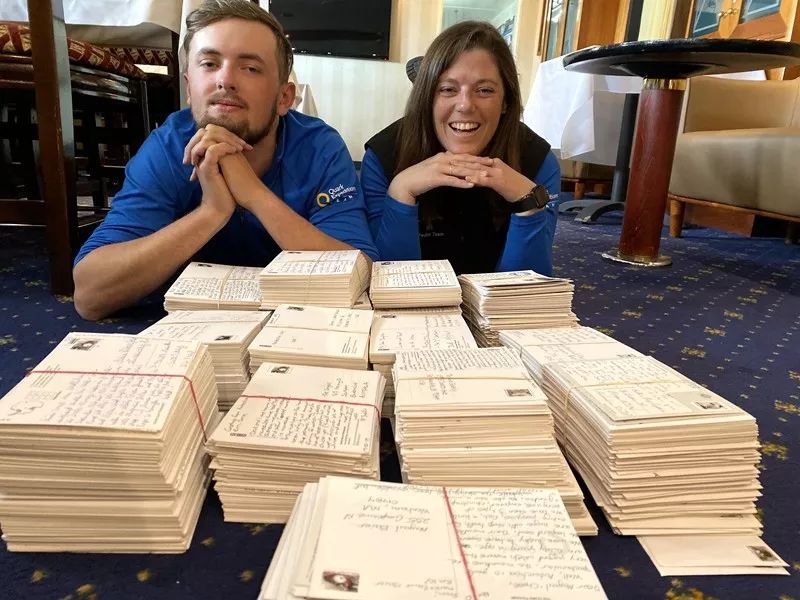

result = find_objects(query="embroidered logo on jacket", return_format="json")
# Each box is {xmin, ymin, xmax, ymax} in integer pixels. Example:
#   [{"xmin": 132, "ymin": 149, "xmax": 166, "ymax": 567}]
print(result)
[{"xmin": 316, "ymin": 183, "xmax": 357, "ymax": 208}]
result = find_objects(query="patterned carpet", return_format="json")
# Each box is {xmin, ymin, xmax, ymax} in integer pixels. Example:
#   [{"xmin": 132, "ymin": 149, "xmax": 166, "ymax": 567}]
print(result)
[{"xmin": 0, "ymin": 215, "xmax": 798, "ymax": 600}]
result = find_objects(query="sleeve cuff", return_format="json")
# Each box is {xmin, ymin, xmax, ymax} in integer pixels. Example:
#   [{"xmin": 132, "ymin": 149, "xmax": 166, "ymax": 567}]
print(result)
[
  {"xmin": 385, "ymin": 195, "xmax": 419, "ymax": 216},
  {"xmin": 509, "ymin": 205, "xmax": 552, "ymax": 228}
]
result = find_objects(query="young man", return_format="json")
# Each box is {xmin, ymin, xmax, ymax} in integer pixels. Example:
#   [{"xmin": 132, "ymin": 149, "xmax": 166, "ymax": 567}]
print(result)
[{"xmin": 72, "ymin": 0, "xmax": 377, "ymax": 320}]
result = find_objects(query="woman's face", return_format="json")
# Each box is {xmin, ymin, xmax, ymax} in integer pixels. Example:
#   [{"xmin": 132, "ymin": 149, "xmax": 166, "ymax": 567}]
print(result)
[{"xmin": 432, "ymin": 48, "xmax": 505, "ymax": 156}]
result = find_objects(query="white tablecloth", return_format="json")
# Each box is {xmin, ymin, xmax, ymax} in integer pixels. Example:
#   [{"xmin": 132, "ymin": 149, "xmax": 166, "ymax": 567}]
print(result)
[
  {"xmin": 3, "ymin": 1, "xmax": 325, "ymax": 112},
  {"xmin": 293, "ymin": 83, "xmax": 318, "ymax": 117},
  {"xmin": 523, "ymin": 57, "xmax": 767, "ymax": 166},
  {"xmin": 2, "ymin": 0, "xmax": 201, "ymax": 48},
  {"xmin": 523, "ymin": 57, "xmax": 641, "ymax": 166}
]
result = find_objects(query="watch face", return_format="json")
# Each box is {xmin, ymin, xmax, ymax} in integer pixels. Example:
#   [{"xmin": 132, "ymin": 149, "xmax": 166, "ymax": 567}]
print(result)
[
  {"xmin": 533, "ymin": 184, "xmax": 550, "ymax": 208},
  {"xmin": 512, "ymin": 185, "xmax": 549, "ymax": 213}
]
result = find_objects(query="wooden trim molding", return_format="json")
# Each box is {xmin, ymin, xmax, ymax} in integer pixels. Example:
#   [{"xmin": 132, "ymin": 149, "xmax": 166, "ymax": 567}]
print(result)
[
  {"xmin": 668, "ymin": 192, "xmax": 800, "ymax": 238},
  {"xmin": 731, "ymin": 0, "xmax": 794, "ymax": 40},
  {"xmin": 669, "ymin": 193, "xmax": 800, "ymax": 223}
]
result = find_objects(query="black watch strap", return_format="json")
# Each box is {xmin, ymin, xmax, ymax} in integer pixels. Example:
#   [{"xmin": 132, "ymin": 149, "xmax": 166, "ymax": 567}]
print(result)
[{"xmin": 510, "ymin": 184, "xmax": 549, "ymax": 213}]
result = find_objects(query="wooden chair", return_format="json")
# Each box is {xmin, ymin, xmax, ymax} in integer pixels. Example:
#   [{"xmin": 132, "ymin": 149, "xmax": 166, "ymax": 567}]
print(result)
[
  {"xmin": 669, "ymin": 76, "xmax": 800, "ymax": 243},
  {"xmin": 0, "ymin": 18, "xmax": 152, "ymax": 294}
]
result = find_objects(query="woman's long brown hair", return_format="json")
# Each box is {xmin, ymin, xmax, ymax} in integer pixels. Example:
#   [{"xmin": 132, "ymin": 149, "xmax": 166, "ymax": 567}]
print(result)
[{"xmin": 394, "ymin": 21, "xmax": 523, "ymax": 176}]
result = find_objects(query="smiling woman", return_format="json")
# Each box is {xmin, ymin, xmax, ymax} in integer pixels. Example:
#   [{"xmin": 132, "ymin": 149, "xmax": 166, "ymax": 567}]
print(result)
[{"xmin": 361, "ymin": 20, "xmax": 560, "ymax": 276}]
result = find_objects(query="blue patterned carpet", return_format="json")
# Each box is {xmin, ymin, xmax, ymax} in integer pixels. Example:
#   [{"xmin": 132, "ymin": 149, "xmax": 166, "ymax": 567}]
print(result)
[{"xmin": 0, "ymin": 215, "xmax": 798, "ymax": 600}]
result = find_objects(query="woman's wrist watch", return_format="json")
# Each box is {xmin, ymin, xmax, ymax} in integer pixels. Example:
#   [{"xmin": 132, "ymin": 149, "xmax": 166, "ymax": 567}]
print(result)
[{"xmin": 510, "ymin": 183, "xmax": 550, "ymax": 213}]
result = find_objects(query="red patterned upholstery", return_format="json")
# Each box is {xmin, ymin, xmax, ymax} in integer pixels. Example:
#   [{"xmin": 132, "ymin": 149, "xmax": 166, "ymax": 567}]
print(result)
[
  {"xmin": 106, "ymin": 46, "xmax": 175, "ymax": 70},
  {"xmin": 0, "ymin": 22, "xmax": 146, "ymax": 79}
]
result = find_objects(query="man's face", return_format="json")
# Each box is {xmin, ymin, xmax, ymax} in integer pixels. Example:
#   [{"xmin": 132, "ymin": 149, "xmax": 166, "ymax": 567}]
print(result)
[{"xmin": 185, "ymin": 18, "xmax": 291, "ymax": 144}]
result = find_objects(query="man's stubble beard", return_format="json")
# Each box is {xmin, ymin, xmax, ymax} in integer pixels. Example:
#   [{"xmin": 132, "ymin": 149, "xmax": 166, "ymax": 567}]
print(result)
[{"xmin": 196, "ymin": 98, "xmax": 279, "ymax": 145}]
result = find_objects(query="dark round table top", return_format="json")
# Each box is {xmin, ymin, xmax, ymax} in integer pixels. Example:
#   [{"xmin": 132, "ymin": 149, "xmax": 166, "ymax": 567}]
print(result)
[{"xmin": 563, "ymin": 38, "xmax": 800, "ymax": 79}]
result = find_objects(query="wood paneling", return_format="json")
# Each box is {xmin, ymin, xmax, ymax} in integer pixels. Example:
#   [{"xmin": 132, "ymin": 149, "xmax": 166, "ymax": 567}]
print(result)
[
  {"xmin": 515, "ymin": 0, "xmax": 546, "ymax": 103},
  {"xmin": 669, "ymin": 0, "xmax": 693, "ymax": 38},
  {"xmin": 785, "ymin": 0, "xmax": 800, "ymax": 78},
  {"xmin": 638, "ymin": 0, "xmax": 677, "ymax": 40},
  {"xmin": 731, "ymin": 0, "xmax": 795, "ymax": 40},
  {"xmin": 615, "ymin": 0, "xmax": 632, "ymax": 41},
  {"xmin": 577, "ymin": 0, "xmax": 623, "ymax": 48}
]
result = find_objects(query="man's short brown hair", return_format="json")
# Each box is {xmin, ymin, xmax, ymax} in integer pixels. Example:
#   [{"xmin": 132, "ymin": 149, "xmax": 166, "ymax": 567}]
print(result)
[{"xmin": 183, "ymin": 0, "xmax": 294, "ymax": 83}]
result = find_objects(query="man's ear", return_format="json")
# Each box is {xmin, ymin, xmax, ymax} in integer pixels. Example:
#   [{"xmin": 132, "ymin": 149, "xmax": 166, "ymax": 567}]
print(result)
[
  {"xmin": 277, "ymin": 81, "xmax": 296, "ymax": 116},
  {"xmin": 183, "ymin": 71, "xmax": 191, "ymax": 106}
]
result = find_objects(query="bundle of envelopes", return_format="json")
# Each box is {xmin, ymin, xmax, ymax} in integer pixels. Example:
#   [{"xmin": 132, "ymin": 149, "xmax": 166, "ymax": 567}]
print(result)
[
  {"xmin": 458, "ymin": 270, "xmax": 578, "ymax": 346},
  {"xmin": 368, "ymin": 309, "xmax": 476, "ymax": 418},
  {"xmin": 369, "ymin": 259, "xmax": 462, "ymax": 308},
  {"xmin": 248, "ymin": 304, "xmax": 373, "ymax": 372},
  {"xmin": 259, "ymin": 250, "xmax": 371, "ymax": 309},
  {"xmin": 207, "ymin": 365, "xmax": 384, "ymax": 523},
  {"xmin": 0, "ymin": 333, "xmax": 219, "ymax": 552},
  {"xmin": 503, "ymin": 326, "xmax": 787, "ymax": 575},
  {"xmin": 500, "ymin": 325, "xmax": 643, "ymax": 383},
  {"xmin": 138, "ymin": 310, "xmax": 271, "ymax": 411},
  {"xmin": 259, "ymin": 476, "xmax": 607, "ymax": 600},
  {"xmin": 391, "ymin": 347, "xmax": 597, "ymax": 536},
  {"xmin": 164, "ymin": 262, "xmax": 263, "ymax": 311},
  {"xmin": 540, "ymin": 354, "xmax": 763, "ymax": 537}
]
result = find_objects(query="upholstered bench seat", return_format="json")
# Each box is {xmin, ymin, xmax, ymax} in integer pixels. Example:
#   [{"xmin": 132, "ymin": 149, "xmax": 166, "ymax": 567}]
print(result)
[
  {"xmin": 671, "ymin": 127, "xmax": 800, "ymax": 218},
  {"xmin": 1, "ymin": 22, "xmax": 146, "ymax": 79},
  {"xmin": 669, "ymin": 76, "xmax": 800, "ymax": 240}
]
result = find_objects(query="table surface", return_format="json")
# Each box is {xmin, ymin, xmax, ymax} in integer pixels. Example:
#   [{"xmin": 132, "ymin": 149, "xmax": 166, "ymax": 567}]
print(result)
[{"xmin": 563, "ymin": 38, "xmax": 800, "ymax": 79}]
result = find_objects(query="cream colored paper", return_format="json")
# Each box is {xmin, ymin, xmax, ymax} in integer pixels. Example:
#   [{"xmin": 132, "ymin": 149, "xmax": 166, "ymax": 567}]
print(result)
[
  {"xmin": 261, "ymin": 250, "xmax": 362, "ymax": 275},
  {"xmin": 306, "ymin": 478, "xmax": 606, "ymax": 599},
  {"xmin": 266, "ymin": 304, "xmax": 372, "ymax": 333},
  {"xmin": 0, "ymin": 333, "xmax": 201, "ymax": 431},
  {"xmin": 638, "ymin": 535, "xmax": 789, "ymax": 576},
  {"xmin": 251, "ymin": 328, "xmax": 368, "ymax": 361},
  {"xmin": 211, "ymin": 362, "xmax": 382, "ymax": 453}
]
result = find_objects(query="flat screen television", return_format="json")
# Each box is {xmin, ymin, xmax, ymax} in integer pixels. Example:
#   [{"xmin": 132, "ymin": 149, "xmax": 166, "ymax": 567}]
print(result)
[{"xmin": 268, "ymin": 0, "xmax": 392, "ymax": 60}]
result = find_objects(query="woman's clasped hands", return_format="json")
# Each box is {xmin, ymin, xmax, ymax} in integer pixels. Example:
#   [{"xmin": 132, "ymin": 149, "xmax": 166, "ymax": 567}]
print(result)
[{"xmin": 388, "ymin": 151, "xmax": 533, "ymax": 206}]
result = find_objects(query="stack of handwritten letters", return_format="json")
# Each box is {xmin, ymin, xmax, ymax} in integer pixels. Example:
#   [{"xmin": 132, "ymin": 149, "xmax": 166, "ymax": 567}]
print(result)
[
  {"xmin": 259, "ymin": 476, "xmax": 607, "ymax": 600},
  {"xmin": 139, "ymin": 310, "xmax": 270, "ymax": 410},
  {"xmin": 248, "ymin": 304, "xmax": 372, "ymax": 372},
  {"xmin": 500, "ymin": 326, "xmax": 643, "ymax": 383},
  {"xmin": 164, "ymin": 262, "xmax": 263, "ymax": 311},
  {"xmin": 0, "ymin": 333, "xmax": 219, "ymax": 552},
  {"xmin": 207, "ymin": 365, "xmax": 384, "ymax": 523},
  {"xmin": 391, "ymin": 347, "xmax": 596, "ymax": 536},
  {"xmin": 369, "ymin": 260, "xmax": 462, "ymax": 309},
  {"xmin": 368, "ymin": 309, "xmax": 476, "ymax": 417},
  {"xmin": 504, "ymin": 329, "xmax": 787, "ymax": 575},
  {"xmin": 459, "ymin": 270, "xmax": 578, "ymax": 346},
  {"xmin": 258, "ymin": 250, "xmax": 370, "ymax": 309}
]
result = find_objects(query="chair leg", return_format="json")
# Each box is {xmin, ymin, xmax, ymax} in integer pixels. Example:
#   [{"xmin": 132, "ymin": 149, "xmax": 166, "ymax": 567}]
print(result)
[
  {"xmin": 82, "ymin": 109, "xmax": 105, "ymax": 209},
  {"xmin": 574, "ymin": 182, "xmax": 585, "ymax": 200},
  {"xmin": 28, "ymin": 1, "xmax": 78, "ymax": 295},
  {"xmin": 20, "ymin": 107, "xmax": 40, "ymax": 199},
  {"xmin": 669, "ymin": 198, "xmax": 686, "ymax": 237},
  {"xmin": 786, "ymin": 222, "xmax": 799, "ymax": 245}
]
